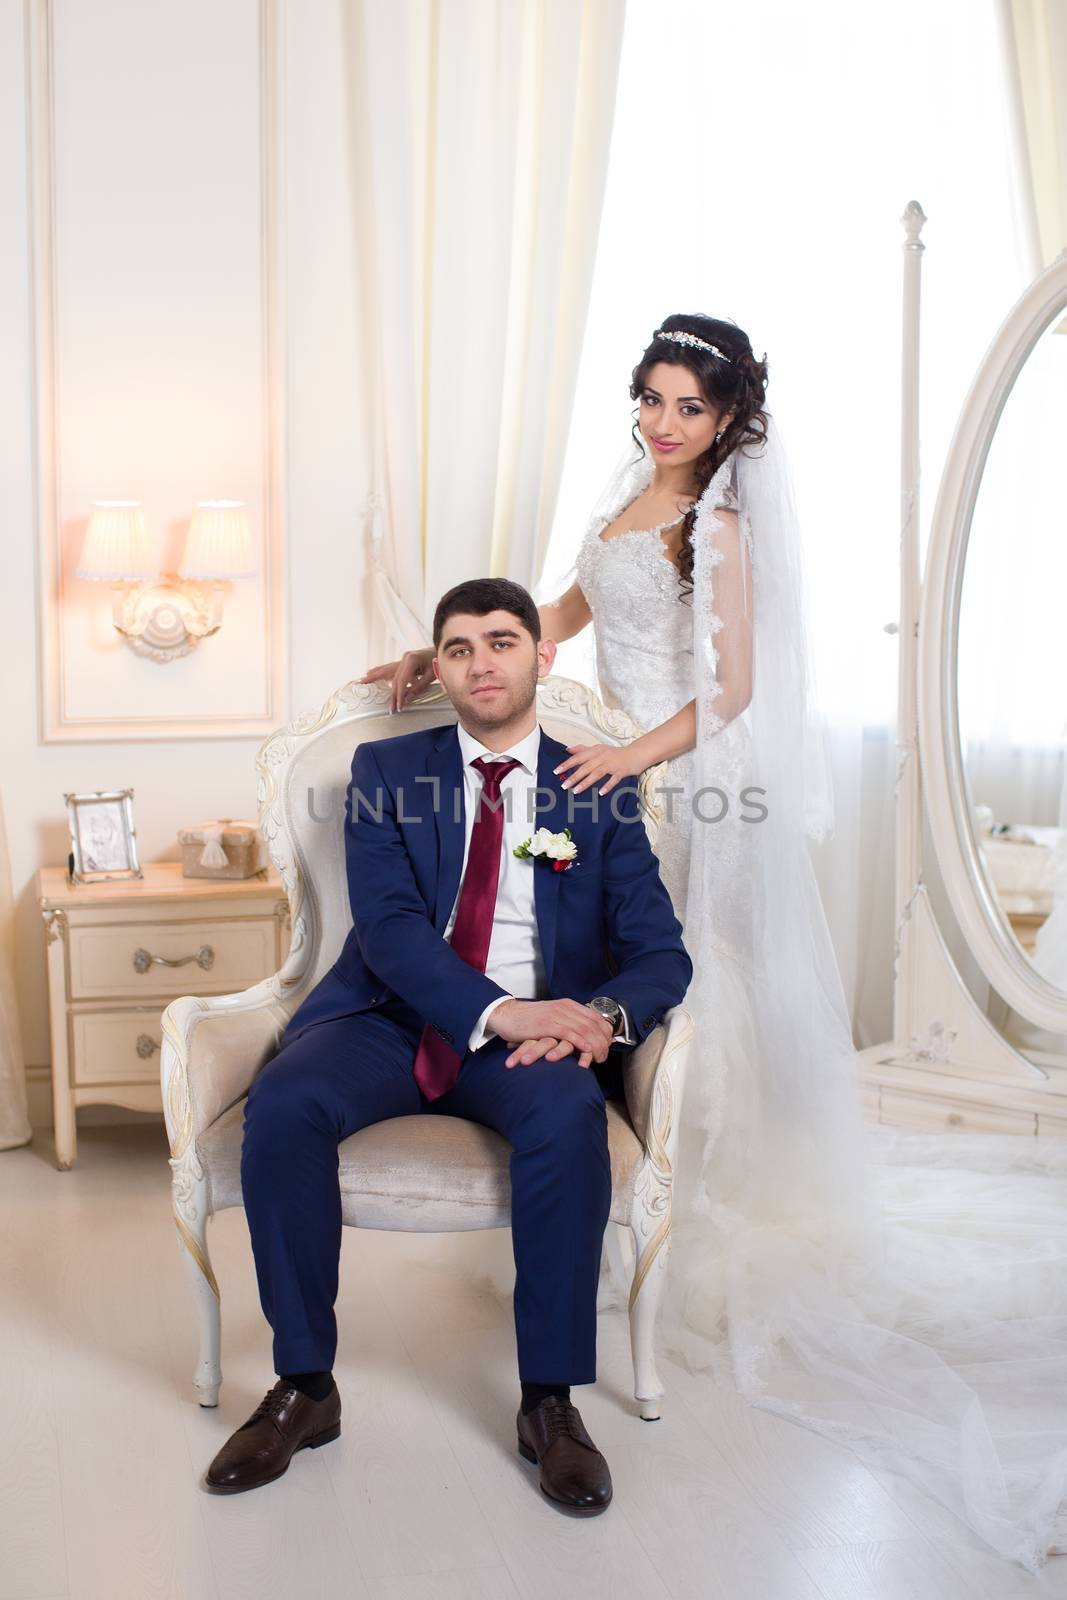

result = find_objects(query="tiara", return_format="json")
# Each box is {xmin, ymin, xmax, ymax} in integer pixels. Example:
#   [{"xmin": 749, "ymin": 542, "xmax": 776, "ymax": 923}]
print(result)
[{"xmin": 653, "ymin": 328, "xmax": 730, "ymax": 362}]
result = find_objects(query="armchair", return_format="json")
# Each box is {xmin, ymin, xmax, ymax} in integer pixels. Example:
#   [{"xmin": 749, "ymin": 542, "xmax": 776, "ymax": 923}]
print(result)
[{"xmin": 160, "ymin": 675, "xmax": 694, "ymax": 1419}]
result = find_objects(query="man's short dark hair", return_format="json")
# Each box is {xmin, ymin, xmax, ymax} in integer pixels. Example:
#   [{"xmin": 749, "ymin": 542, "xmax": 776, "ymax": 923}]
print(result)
[{"xmin": 432, "ymin": 578, "xmax": 541, "ymax": 649}]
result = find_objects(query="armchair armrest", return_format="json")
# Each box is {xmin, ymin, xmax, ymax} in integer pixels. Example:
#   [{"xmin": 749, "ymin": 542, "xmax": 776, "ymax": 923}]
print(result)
[
  {"xmin": 160, "ymin": 978, "xmax": 293, "ymax": 1160},
  {"xmin": 624, "ymin": 1005, "xmax": 695, "ymax": 1154}
]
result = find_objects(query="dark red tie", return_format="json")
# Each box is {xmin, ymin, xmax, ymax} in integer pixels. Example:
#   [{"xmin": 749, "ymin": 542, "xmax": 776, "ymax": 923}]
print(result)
[{"xmin": 412, "ymin": 755, "xmax": 523, "ymax": 1100}]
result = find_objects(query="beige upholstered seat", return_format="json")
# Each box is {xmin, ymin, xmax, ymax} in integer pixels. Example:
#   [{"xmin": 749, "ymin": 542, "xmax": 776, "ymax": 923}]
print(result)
[
  {"xmin": 160, "ymin": 676, "xmax": 693, "ymax": 1418},
  {"xmin": 198, "ymin": 1095, "xmax": 645, "ymax": 1229}
]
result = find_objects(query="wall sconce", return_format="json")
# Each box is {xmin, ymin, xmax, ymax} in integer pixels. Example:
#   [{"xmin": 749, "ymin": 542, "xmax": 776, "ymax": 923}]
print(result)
[{"xmin": 77, "ymin": 500, "xmax": 257, "ymax": 663}]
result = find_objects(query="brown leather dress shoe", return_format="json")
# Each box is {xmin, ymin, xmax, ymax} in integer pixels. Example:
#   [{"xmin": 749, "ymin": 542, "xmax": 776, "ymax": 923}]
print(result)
[
  {"xmin": 516, "ymin": 1395, "xmax": 613, "ymax": 1513},
  {"xmin": 205, "ymin": 1379, "xmax": 341, "ymax": 1494}
]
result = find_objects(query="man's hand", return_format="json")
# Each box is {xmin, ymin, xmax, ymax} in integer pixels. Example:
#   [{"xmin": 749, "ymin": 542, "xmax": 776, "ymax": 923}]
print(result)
[
  {"xmin": 506, "ymin": 1037, "xmax": 586, "ymax": 1069},
  {"xmin": 487, "ymin": 999, "xmax": 614, "ymax": 1069}
]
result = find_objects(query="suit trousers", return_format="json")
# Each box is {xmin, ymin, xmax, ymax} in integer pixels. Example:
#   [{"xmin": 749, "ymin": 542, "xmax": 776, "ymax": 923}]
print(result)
[{"xmin": 239, "ymin": 997, "xmax": 617, "ymax": 1383}]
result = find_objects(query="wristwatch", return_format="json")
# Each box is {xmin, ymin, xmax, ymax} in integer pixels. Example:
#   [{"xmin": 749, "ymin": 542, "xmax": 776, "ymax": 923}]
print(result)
[
  {"xmin": 587, "ymin": 995, "xmax": 623, "ymax": 1030},
  {"xmin": 586, "ymin": 994, "xmax": 635, "ymax": 1045}
]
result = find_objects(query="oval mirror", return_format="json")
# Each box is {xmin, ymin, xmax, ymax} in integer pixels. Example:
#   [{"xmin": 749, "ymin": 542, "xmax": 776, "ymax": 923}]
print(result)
[{"xmin": 921, "ymin": 251, "xmax": 1067, "ymax": 1043}]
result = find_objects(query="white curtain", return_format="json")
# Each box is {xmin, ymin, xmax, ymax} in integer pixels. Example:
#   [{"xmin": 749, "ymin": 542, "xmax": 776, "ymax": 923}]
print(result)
[
  {"xmin": 1000, "ymin": 0, "xmax": 1067, "ymax": 274},
  {"xmin": 538, "ymin": 0, "xmax": 1030, "ymax": 1047},
  {"xmin": 346, "ymin": 0, "xmax": 626, "ymax": 660},
  {"xmin": 0, "ymin": 788, "xmax": 31, "ymax": 1151}
]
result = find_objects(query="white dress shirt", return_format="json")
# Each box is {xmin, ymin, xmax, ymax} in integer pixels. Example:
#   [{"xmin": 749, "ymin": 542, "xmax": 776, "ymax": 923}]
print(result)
[
  {"xmin": 446, "ymin": 720, "xmax": 633, "ymax": 1053},
  {"xmin": 447, "ymin": 722, "xmax": 548, "ymax": 1050}
]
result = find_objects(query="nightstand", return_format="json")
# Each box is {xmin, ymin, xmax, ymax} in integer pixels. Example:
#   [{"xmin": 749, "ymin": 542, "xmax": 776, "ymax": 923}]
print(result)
[{"xmin": 38, "ymin": 863, "xmax": 291, "ymax": 1169}]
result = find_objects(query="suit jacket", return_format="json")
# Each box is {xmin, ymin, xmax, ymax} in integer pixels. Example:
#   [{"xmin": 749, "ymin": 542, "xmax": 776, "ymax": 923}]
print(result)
[{"xmin": 280, "ymin": 721, "xmax": 693, "ymax": 1052}]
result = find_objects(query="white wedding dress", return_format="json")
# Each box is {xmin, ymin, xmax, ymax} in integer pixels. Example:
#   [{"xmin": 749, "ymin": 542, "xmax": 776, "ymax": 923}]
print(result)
[
  {"xmin": 575, "ymin": 480, "xmax": 749, "ymax": 924},
  {"xmin": 569, "ymin": 424, "xmax": 1067, "ymax": 1574}
]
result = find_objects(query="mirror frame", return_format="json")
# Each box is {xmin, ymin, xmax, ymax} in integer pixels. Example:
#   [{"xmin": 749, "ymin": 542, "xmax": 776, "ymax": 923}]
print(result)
[{"xmin": 919, "ymin": 248, "xmax": 1067, "ymax": 1033}]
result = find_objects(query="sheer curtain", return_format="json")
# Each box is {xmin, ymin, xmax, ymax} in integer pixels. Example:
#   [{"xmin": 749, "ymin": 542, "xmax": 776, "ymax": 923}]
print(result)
[
  {"xmin": 345, "ymin": 0, "xmax": 626, "ymax": 662},
  {"xmin": 537, "ymin": 0, "xmax": 1030, "ymax": 1044},
  {"xmin": 1000, "ymin": 0, "xmax": 1067, "ymax": 274}
]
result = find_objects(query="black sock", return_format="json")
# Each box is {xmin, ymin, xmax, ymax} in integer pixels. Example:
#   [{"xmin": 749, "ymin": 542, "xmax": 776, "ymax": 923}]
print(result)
[
  {"xmin": 521, "ymin": 1380, "xmax": 571, "ymax": 1414},
  {"xmin": 281, "ymin": 1369, "xmax": 334, "ymax": 1402}
]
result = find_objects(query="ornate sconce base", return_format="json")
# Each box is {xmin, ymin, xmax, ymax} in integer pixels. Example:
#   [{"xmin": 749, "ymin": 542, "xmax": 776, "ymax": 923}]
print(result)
[{"xmin": 112, "ymin": 578, "xmax": 224, "ymax": 664}]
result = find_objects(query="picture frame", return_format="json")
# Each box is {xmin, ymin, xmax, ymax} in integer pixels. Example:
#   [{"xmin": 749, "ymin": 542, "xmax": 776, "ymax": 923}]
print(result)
[{"xmin": 64, "ymin": 788, "xmax": 143, "ymax": 885}]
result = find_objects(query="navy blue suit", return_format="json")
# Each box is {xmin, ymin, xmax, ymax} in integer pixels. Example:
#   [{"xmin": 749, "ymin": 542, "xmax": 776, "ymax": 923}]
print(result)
[{"xmin": 240, "ymin": 721, "xmax": 692, "ymax": 1382}]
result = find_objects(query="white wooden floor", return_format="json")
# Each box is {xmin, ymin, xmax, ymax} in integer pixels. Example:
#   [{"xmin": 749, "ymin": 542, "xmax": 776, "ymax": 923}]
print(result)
[{"xmin": 2, "ymin": 1124, "xmax": 1065, "ymax": 1600}]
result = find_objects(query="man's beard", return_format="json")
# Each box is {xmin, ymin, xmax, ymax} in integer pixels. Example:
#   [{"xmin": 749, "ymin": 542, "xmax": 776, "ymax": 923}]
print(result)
[{"xmin": 459, "ymin": 665, "xmax": 538, "ymax": 731}]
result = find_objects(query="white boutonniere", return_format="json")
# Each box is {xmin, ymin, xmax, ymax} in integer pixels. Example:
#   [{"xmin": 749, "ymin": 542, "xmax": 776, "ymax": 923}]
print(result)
[{"xmin": 514, "ymin": 825, "xmax": 578, "ymax": 874}]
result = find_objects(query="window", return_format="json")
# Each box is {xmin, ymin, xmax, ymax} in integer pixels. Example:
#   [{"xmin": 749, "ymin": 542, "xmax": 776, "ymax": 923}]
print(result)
[{"xmin": 540, "ymin": 0, "xmax": 1026, "ymax": 730}]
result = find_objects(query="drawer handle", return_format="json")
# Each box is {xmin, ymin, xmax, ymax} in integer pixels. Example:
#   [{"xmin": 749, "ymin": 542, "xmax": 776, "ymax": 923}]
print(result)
[
  {"xmin": 132, "ymin": 944, "xmax": 215, "ymax": 974},
  {"xmin": 136, "ymin": 1033, "xmax": 160, "ymax": 1059}
]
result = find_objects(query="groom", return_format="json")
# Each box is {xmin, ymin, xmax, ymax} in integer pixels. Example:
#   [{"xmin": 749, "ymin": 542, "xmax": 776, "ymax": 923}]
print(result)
[{"xmin": 206, "ymin": 578, "xmax": 692, "ymax": 1512}]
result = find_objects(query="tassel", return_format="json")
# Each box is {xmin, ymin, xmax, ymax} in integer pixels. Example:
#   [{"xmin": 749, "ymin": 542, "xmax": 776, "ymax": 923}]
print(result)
[{"xmin": 197, "ymin": 823, "xmax": 229, "ymax": 868}]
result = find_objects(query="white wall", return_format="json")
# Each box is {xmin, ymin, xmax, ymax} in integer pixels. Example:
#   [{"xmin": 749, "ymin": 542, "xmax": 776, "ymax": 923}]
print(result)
[{"xmin": 1, "ymin": 0, "xmax": 375, "ymax": 1112}]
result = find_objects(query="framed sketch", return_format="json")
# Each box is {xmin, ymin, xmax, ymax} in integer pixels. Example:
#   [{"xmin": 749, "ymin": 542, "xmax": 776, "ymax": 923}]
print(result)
[{"xmin": 64, "ymin": 789, "xmax": 142, "ymax": 884}]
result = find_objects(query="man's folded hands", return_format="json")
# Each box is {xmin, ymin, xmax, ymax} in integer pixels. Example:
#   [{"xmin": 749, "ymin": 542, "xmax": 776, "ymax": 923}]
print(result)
[{"xmin": 487, "ymin": 997, "xmax": 614, "ymax": 1069}]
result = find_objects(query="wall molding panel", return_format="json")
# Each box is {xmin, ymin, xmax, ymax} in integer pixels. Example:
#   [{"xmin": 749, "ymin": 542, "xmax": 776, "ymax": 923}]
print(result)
[{"xmin": 26, "ymin": 0, "xmax": 288, "ymax": 742}]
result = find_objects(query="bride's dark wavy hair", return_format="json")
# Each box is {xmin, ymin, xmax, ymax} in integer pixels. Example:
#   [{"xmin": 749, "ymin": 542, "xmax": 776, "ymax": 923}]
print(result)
[{"xmin": 630, "ymin": 313, "xmax": 769, "ymax": 596}]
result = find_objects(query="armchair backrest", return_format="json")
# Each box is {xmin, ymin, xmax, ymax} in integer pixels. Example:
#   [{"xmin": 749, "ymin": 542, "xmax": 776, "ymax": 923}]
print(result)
[{"xmin": 254, "ymin": 675, "xmax": 652, "ymax": 1010}]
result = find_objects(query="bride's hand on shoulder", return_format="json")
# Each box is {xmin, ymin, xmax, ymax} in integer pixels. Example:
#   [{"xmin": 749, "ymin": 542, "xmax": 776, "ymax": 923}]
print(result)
[
  {"xmin": 552, "ymin": 741, "xmax": 644, "ymax": 797},
  {"xmin": 358, "ymin": 646, "xmax": 436, "ymax": 713}
]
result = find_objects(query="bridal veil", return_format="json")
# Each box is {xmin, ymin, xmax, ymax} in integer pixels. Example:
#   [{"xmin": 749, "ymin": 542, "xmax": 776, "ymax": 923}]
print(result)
[{"xmin": 585, "ymin": 416, "xmax": 1067, "ymax": 1572}]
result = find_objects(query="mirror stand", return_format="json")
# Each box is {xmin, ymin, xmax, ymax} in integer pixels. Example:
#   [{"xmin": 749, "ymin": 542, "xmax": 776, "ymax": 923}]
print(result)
[
  {"xmin": 861, "ymin": 884, "xmax": 1067, "ymax": 1133},
  {"xmin": 861, "ymin": 206, "xmax": 1067, "ymax": 1136}
]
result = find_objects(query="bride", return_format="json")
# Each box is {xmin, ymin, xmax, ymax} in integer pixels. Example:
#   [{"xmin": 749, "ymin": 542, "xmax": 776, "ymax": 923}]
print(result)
[{"xmin": 361, "ymin": 313, "xmax": 1067, "ymax": 1573}]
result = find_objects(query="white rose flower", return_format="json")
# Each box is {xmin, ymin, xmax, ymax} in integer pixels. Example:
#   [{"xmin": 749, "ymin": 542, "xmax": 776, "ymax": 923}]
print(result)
[{"xmin": 515, "ymin": 825, "xmax": 578, "ymax": 870}]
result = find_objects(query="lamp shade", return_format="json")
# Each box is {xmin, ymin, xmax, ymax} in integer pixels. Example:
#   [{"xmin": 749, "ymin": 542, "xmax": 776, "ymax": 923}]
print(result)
[
  {"xmin": 76, "ymin": 501, "xmax": 154, "ymax": 581},
  {"xmin": 178, "ymin": 501, "xmax": 256, "ymax": 579}
]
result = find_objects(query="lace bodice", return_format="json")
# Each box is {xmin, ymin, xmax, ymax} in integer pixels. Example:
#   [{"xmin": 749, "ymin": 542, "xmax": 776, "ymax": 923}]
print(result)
[
  {"xmin": 575, "ymin": 522, "xmax": 697, "ymax": 735},
  {"xmin": 575, "ymin": 480, "xmax": 745, "ymax": 729},
  {"xmin": 575, "ymin": 479, "xmax": 749, "ymax": 918}
]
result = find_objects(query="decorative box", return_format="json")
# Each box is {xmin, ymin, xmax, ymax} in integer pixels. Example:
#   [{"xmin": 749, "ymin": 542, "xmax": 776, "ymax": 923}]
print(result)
[{"xmin": 178, "ymin": 818, "xmax": 267, "ymax": 880}]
